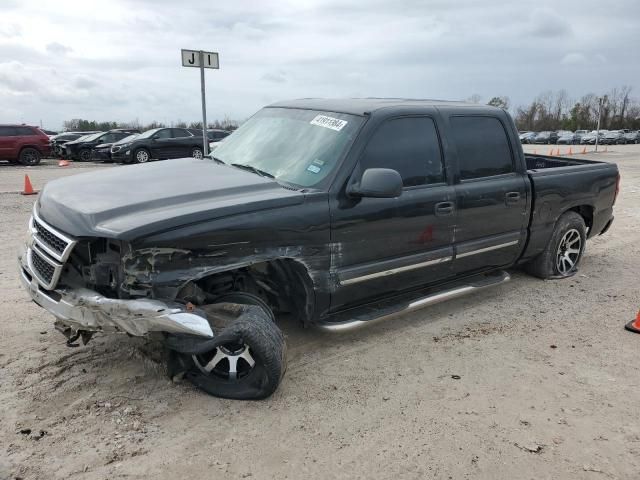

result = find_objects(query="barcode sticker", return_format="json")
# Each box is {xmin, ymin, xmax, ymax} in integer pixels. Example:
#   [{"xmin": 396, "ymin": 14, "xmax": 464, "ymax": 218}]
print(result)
[{"xmin": 310, "ymin": 115, "xmax": 347, "ymax": 132}]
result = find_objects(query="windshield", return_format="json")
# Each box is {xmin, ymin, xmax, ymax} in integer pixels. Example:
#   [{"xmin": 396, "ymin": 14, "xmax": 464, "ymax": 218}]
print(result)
[
  {"xmin": 212, "ymin": 108, "xmax": 364, "ymax": 187},
  {"xmin": 137, "ymin": 128, "xmax": 161, "ymax": 139},
  {"xmin": 80, "ymin": 132, "xmax": 104, "ymax": 142},
  {"xmin": 114, "ymin": 134, "xmax": 138, "ymax": 144}
]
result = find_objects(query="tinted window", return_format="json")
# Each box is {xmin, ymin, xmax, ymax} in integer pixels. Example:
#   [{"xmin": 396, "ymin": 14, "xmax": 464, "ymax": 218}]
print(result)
[
  {"xmin": 450, "ymin": 116, "xmax": 513, "ymax": 180},
  {"xmin": 154, "ymin": 129, "xmax": 173, "ymax": 139},
  {"xmin": 360, "ymin": 117, "xmax": 444, "ymax": 187},
  {"xmin": 172, "ymin": 128, "xmax": 192, "ymax": 138},
  {"xmin": 17, "ymin": 127, "xmax": 36, "ymax": 135},
  {"xmin": 0, "ymin": 126, "xmax": 17, "ymax": 136}
]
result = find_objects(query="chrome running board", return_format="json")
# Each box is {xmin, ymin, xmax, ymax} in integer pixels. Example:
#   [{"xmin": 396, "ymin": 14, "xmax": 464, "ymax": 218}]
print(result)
[{"xmin": 316, "ymin": 270, "xmax": 511, "ymax": 332}]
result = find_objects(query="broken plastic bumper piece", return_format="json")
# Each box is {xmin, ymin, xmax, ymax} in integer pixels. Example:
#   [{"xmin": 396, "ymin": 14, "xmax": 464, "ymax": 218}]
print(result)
[{"xmin": 18, "ymin": 248, "xmax": 213, "ymax": 338}]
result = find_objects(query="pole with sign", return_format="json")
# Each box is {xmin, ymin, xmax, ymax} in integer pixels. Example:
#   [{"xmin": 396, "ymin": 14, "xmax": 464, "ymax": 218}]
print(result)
[{"xmin": 181, "ymin": 49, "xmax": 219, "ymax": 156}]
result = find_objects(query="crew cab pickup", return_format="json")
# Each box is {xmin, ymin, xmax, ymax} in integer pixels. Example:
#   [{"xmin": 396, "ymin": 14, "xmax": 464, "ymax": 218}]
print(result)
[{"xmin": 18, "ymin": 99, "xmax": 619, "ymax": 399}]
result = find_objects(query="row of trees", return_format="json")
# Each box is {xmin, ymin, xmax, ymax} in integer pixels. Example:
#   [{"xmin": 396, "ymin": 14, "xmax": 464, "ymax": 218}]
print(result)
[
  {"xmin": 473, "ymin": 86, "xmax": 639, "ymax": 131},
  {"xmin": 62, "ymin": 117, "xmax": 239, "ymax": 132}
]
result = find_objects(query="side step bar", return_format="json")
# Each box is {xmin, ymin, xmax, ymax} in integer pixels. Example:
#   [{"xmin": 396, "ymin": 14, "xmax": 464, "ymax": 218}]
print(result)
[{"xmin": 316, "ymin": 270, "xmax": 511, "ymax": 332}]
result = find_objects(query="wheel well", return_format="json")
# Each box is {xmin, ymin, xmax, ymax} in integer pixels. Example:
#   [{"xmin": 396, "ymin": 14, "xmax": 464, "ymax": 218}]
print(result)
[
  {"xmin": 19, "ymin": 145, "xmax": 41, "ymax": 155},
  {"xmin": 177, "ymin": 259, "xmax": 315, "ymax": 324},
  {"xmin": 567, "ymin": 205, "xmax": 593, "ymax": 232}
]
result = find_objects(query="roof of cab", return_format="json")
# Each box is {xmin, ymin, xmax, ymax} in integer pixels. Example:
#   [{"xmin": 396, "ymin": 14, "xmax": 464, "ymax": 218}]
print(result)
[{"xmin": 268, "ymin": 98, "xmax": 502, "ymax": 116}]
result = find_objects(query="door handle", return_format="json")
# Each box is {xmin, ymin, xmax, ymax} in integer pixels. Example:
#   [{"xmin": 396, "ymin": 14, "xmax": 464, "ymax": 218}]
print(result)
[
  {"xmin": 505, "ymin": 192, "xmax": 521, "ymax": 205},
  {"xmin": 435, "ymin": 201, "xmax": 455, "ymax": 216}
]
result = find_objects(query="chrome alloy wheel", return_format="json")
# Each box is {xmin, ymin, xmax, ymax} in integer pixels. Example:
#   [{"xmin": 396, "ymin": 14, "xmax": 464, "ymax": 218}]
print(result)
[
  {"xmin": 136, "ymin": 150, "xmax": 150, "ymax": 163},
  {"xmin": 556, "ymin": 228, "xmax": 582, "ymax": 276},
  {"xmin": 193, "ymin": 343, "xmax": 256, "ymax": 380},
  {"xmin": 192, "ymin": 148, "xmax": 203, "ymax": 159}
]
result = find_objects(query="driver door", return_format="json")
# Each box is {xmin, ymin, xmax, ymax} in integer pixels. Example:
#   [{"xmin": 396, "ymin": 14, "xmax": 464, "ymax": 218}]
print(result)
[
  {"xmin": 150, "ymin": 128, "xmax": 175, "ymax": 158},
  {"xmin": 329, "ymin": 115, "xmax": 456, "ymax": 311}
]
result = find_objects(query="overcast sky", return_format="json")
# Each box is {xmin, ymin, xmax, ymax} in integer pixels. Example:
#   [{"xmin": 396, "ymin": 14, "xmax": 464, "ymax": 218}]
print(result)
[{"xmin": 1, "ymin": 0, "xmax": 639, "ymax": 130}]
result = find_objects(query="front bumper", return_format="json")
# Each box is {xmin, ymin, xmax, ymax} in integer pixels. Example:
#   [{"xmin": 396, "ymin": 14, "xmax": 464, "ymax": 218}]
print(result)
[{"xmin": 18, "ymin": 244, "xmax": 213, "ymax": 338}]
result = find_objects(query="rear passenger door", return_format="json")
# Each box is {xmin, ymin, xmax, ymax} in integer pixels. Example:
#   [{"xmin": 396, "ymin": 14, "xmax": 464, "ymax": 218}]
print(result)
[
  {"xmin": 447, "ymin": 115, "xmax": 528, "ymax": 274},
  {"xmin": 171, "ymin": 128, "xmax": 196, "ymax": 157}
]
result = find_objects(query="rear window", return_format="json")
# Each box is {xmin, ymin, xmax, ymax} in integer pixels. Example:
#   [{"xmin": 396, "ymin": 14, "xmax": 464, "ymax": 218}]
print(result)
[{"xmin": 450, "ymin": 116, "xmax": 514, "ymax": 180}]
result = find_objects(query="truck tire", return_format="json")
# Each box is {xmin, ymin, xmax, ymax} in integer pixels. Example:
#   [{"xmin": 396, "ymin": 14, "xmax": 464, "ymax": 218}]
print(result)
[
  {"xmin": 19, "ymin": 148, "xmax": 41, "ymax": 166},
  {"xmin": 167, "ymin": 303, "xmax": 286, "ymax": 400},
  {"xmin": 525, "ymin": 211, "xmax": 586, "ymax": 279}
]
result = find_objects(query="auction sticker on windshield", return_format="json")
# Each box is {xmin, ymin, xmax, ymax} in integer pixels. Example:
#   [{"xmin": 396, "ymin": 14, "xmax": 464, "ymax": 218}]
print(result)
[{"xmin": 310, "ymin": 115, "xmax": 348, "ymax": 132}]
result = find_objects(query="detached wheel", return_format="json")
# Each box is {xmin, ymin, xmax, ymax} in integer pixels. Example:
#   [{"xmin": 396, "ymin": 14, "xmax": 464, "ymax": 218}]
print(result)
[
  {"xmin": 134, "ymin": 148, "xmax": 150, "ymax": 163},
  {"xmin": 525, "ymin": 211, "xmax": 586, "ymax": 279},
  {"xmin": 19, "ymin": 148, "xmax": 41, "ymax": 166},
  {"xmin": 191, "ymin": 147, "xmax": 203, "ymax": 159},
  {"xmin": 168, "ymin": 302, "xmax": 286, "ymax": 400}
]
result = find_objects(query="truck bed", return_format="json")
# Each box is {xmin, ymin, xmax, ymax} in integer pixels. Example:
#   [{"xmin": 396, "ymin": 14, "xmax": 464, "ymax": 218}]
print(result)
[{"xmin": 525, "ymin": 153, "xmax": 609, "ymax": 172}]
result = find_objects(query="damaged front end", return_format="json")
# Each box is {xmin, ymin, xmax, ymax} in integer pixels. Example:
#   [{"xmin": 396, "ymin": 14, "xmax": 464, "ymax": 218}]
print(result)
[{"xmin": 18, "ymin": 208, "xmax": 214, "ymax": 342}]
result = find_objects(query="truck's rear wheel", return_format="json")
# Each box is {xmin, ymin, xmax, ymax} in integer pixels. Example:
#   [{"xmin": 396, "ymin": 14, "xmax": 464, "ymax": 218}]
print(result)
[
  {"xmin": 167, "ymin": 302, "xmax": 286, "ymax": 400},
  {"xmin": 525, "ymin": 211, "xmax": 586, "ymax": 279}
]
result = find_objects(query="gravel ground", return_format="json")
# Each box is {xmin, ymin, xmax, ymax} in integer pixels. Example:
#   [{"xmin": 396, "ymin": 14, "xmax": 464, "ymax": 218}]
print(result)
[{"xmin": 1, "ymin": 147, "xmax": 639, "ymax": 480}]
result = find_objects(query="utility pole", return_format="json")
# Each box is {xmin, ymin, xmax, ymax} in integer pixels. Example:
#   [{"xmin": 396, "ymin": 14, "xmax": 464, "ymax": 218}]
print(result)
[{"xmin": 595, "ymin": 96, "xmax": 603, "ymax": 152}]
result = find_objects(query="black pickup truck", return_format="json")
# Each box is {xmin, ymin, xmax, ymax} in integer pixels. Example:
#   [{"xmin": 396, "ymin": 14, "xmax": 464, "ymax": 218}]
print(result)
[{"xmin": 18, "ymin": 99, "xmax": 619, "ymax": 400}]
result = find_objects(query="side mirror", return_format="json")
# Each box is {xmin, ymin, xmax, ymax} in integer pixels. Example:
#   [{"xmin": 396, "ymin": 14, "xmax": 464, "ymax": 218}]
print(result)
[{"xmin": 348, "ymin": 168, "xmax": 403, "ymax": 198}]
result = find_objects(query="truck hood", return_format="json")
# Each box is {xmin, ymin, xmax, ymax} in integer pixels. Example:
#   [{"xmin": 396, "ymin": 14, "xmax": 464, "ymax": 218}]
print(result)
[{"xmin": 37, "ymin": 158, "xmax": 304, "ymax": 241}]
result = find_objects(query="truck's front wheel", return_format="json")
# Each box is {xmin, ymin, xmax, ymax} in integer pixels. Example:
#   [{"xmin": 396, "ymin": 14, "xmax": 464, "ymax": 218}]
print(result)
[
  {"xmin": 167, "ymin": 302, "xmax": 286, "ymax": 400},
  {"xmin": 525, "ymin": 211, "xmax": 586, "ymax": 279}
]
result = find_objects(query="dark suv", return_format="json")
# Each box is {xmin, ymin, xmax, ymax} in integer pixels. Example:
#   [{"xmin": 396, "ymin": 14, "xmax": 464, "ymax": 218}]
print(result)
[
  {"xmin": 111, "ymin": 127, "xmax": 205, "ymax": 164},
  {"xmin": 64, "ymin": 129, "xmax": 140, "ymax": 161},
  {"xmin": 0, "ymin": 125, "xmax": 51, "ymax": 165}
]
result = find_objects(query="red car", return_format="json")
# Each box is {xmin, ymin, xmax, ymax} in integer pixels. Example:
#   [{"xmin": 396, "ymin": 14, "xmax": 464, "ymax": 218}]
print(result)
[{"xmin": 0, "ymin": 124, "xmax": 51, "ymax": 165}]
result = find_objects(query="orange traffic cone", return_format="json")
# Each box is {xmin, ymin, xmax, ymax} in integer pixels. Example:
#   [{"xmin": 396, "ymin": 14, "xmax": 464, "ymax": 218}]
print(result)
[
  {"xmin": 568, "ymin": 147, "xmax": 573, "ymax": 155},
  {"xmin": 21, "ymin": 174, "xmax": 37, "ymax": 195},
  {"xmin": 556, "ymin": 148, "xmax": 561, "ymax": 156},
  {"xmin": 549, "ymin": 148, "xmax": 554, "ymax": 156},
  {"xmin": 581, "ymin": 146, "xmax": 587, "ymax": 154},
  {"xmin": 625, "ymin": 310, "xmax": 640, "ymax": 334},
  {"xmin": 58, "ymin": 160, "xmax": 70, "ymax": 167}
]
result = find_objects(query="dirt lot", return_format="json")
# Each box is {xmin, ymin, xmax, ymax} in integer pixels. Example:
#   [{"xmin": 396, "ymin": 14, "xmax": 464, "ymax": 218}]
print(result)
[{"xmin": 1, "ymin": 147, "xmax": 639, "ymax": 480}]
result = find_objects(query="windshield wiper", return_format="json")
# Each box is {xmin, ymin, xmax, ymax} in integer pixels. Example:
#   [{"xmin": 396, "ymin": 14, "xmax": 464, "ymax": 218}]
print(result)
[
  {"xmin": 210, "ymin": 155, "xmax": 226, "ymax": 165},
  {"xmin": 230, "ymin": 163, "xmax": 274, "ymax": 179}
]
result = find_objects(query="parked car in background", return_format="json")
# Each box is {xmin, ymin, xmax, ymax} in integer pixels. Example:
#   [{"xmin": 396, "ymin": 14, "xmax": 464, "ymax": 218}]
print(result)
[
  {"xmin": 557, "ymin": 132, "xmax": 578, "ymax": 145},
  {"xmin": 91, "ymin": 133, "xmax": 140, "ymax": 162},
  {"xmin": 111, "ymin": 127, "xmax": 205, "ymax": 164},
  {"xmin": 533, "ymin": 131, "xmax": 558, "ymax": 144},
  {"xmin": 623, "ymin": 131, "xmax": 639, "ymax": 144},
  {"xmin": 601, "ymin": 130, "xmax": 626, "ymax": 145},
  {"xmin": 64, "ymin": 129, "xmax": 140, "ymax": 161},
  {"xmin": 0, "ymin": 124, "xmax": 51, "ymax": 165},
  {"xmin": 51, "ymin": 132, "xmax": 98, "ymax": 158},
  {"xmin": 581, "ymin": 130, "xmax": 607, "ymax": 145},
  {"xmin": 574, "ymin": 130, "xmax": 589, "ymax": 143},
  {"xmin": 519, "ymin": 131, "xmax": 536, "ymax": 144},
  {"xmin": 188, "ymin": 128, "xmax": 232, "ymax": 143}
]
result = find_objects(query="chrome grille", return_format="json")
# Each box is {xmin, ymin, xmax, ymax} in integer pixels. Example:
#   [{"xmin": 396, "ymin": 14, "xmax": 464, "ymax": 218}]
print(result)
[
  {"xmin": 27, "ymin": 209, "xmax": 77, "ymax": 289},
  {"xmin": 33, "ymin": 217, "xmax": 67, "ymax": 255},
  {"xmin": 29, "ymin": 210, "xmax": 76, "ymax": 263},
  {"xmin": 30, "ymin": 248, "xmax": 56, "ymax": 285}
]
